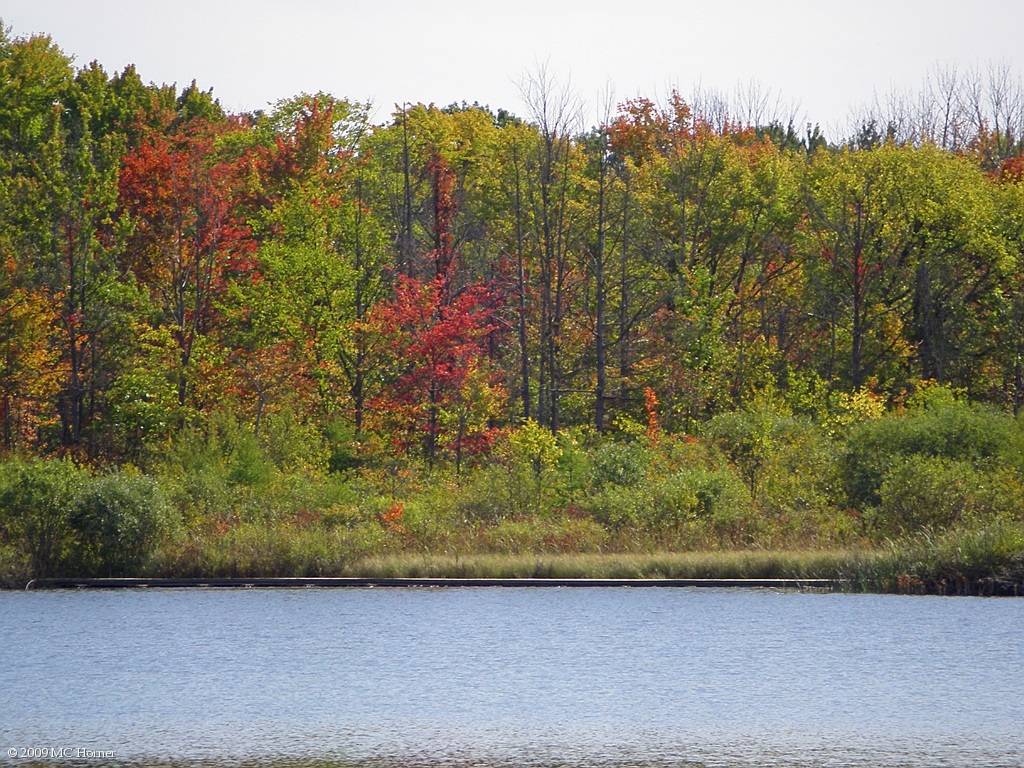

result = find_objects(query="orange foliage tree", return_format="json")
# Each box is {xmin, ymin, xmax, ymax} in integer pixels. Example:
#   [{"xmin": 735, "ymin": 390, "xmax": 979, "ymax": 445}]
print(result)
[
  {"xmin": 363, "ymin": 154, "xmax": 504, "ymax": 467},
  {"xmin": 118, "ymin": 116, "xmax": 258, "ymax": 418},
  {"xmin": 0, "ymin": 257, "xmax": 62, "ymax": 450}
]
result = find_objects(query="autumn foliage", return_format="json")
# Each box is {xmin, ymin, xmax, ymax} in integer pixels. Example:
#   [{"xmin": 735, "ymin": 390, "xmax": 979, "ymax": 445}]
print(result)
[
  {"xmin": 4, "ymin": 28, "xmax": 1024, "ymax": 592},
  {"xmin": 2, "ymin": 26, "xmax": 1024, "ymax": 470},
  {"xmin": 364, "ymin": 155, "xmax": 503, "ymax": 465}
]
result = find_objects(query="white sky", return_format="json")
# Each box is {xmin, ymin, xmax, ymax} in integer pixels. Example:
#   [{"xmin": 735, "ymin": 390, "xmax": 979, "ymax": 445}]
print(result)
[{"xmin": 3, "ymin": 0, "xmax": 1023, "ymax": 137}]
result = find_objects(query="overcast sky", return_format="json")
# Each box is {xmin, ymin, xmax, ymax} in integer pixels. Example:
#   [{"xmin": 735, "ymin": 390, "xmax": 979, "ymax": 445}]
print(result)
[{"xmin": 3, "ymin": 0, "xmax": 1023, "ymax": 136}]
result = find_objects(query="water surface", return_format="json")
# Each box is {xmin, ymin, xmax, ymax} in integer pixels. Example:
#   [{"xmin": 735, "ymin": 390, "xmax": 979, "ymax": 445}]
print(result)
[{"xmin": 1, "ymin": 588, "xmax": 1021, "ymax": 767}]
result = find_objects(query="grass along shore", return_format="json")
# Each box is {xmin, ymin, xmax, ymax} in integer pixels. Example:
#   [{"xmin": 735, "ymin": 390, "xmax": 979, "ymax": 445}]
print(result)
[
  {"xmin": 152, "ymin": 534, "xmax": 1023, "ymax": 596},
  {"xmin": 10, "ymin": 526, "xmax": 1023, "ymax": 595}
]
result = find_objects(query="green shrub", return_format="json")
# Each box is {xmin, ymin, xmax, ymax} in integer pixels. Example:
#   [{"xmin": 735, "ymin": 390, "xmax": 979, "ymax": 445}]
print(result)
[
  {"xmin": 588, "ymin": 441, "xmax": 650, "ymax": 489},
  {"xmin": 399, "ymin": 481, "xmax": 467, "ymax": 550},
  {"xmin": 586, "ymin": 484, "xmax": 672, "ymax": 530},
  {"xmin": 704, "ymin": 408, "xmax": 776, "ymax": 496},
  {"xmin": 67, "ymin": 470, "xmax": 178, "ymax": 576},
  {"xmin": 555, "ymin": 429, "xmax": 590, "ymax": 498},
  {"xmin": 157, "ymin": 413, "xmax": 284, "ymax": 523},
  {"xmin": 167, "ymin": 412, "xmax": 276, "ymax": 488},
  {"xmin": 842, "ymin": 402, "xmax": 1017, "ymax": 509},
  {"xmin": 503, "ymin": 420, "xmax": 564, "ymax": 515},
  {"xmin": 0, "ymin": 542, "xmax": 30, "ymax": 587},
  {"xmin": 704, "ymin": 406, "xmax": 826, "ymax": 508},
  {"xmin": 260, "ymin": 407, "xmax": 328, "ymax": 472},
  {"xmin": 456, "ymin": 424, "xmax": 565, "ymax": 520},
  {"xmin": 755, "ymin": 417, "xmax": 841, "ymax": 520},
  {"xmin": 870, "ymin": 456, "xmax": 1021, "ymax": 536},
  {"xmin": 1008, "ymin": 411, "xmax": 1024, "ymax": 476},
  {"xmin": 227, "ymin": 429, "xmax": 275, "ymax": 487},
  {"xmin": 587, "ymin": 464, "xmax": 751, "ymax": 542},
  {"xmin": 456, "ymin": 465, "xmax": 513, "ymax": 523},
  {"xmin": 324, "ymin": 418, "xmax": 362, "ymax": 474},
  {"xmin": 675, "ymin": 465, "xmax": 757, "ymax": 545},
  {"xmin": 0, "ymin": 458, "xmax": 89, "ymax": 578}
]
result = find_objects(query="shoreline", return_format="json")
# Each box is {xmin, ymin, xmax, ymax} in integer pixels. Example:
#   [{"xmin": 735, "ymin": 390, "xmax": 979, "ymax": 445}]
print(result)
[
  {"xmin": 27, "ymin": 576, "xmax": 838, "ymax": 590},
  {"xmin": 7, "ymin": 544, "xmax": 1022, "ymax": 596}
]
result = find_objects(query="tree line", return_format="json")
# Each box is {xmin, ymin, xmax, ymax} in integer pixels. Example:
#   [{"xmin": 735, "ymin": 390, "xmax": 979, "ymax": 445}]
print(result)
[{"xmin": 3, "ymin": 27, "xmax": 1024, "ymax": 470}]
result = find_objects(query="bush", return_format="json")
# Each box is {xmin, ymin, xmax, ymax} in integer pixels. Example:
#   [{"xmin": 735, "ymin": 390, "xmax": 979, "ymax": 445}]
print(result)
[
  {"xmin": 587, "ymin": 464, "xmax": 752, "ymax": 543},
  {"xmin": 842, "ymin": 402, "xmax": 1017, "ymax": 509},
  {"xmin": 157, "ymin": 414, "xmax": 280, "ymax": 524},
  {"xmin": 870, "ymin": 456, "xmax": 1021, "ymax": 536},
  {"xmin": 586, "ymin": 483, "xmax": 675, "ymax": 531},
  {"xmin": 456, "ymin": 423, "xmax": 564, "ymax": 520},
  {"xmin": 324, "ymin": 418, "xmax": 362, "ymax": 474},
  {"xmin": 0, "ymin": 542, "xmax": 30, "ymax": 587},
  {"xmin": 0, "ymin": 458, "xmax": 88, "ymax": 578},
  {"xmin": 588, "ymin": 441, "xmax": 650, "ymax": 489},
  {"xmin": 455, "ymin": 465, "xmax": 513, "ymax": 523},
  {"xmin": 704, "ymin": 406, "xmax": 827, "ymax": 508},
  {"xmin": 260, "ymin": 407, "xmax": 328, "ymax": 472},
  {"xmin": 755, "ymin": 417, "xmax": 842, "ymax": 524},
  {"xmin": 704, "ymin": 408, "xmax": 776, "ymax": 496},
  {"xmin": 67, "ymin": 470, "xmax": 178, "ymax": 576},
  {"xmin": 227, "ymin": 429, "xmax": 275, "ymax": 487}
]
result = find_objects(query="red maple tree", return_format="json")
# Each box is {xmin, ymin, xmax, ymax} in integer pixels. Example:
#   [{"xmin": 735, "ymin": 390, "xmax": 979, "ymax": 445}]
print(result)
[{"xmin": 363, "ymin": 154, "xmax": 504, "ymax": 467}]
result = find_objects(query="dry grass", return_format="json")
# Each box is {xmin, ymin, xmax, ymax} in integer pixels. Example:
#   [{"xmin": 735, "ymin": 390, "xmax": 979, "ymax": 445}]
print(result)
[
  {"xmin": 326, "ymin": 549, "xmax": 863, "ymax": 581},
  {"xmin": 141, "ymin": 525, "xmax": 1024, "ymax": 595}
]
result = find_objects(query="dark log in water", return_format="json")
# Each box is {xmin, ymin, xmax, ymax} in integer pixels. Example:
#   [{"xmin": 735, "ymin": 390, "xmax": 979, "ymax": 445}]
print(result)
[{"xmin": 31, "ymin": 576, "xmax": 838, "ymax": 589}]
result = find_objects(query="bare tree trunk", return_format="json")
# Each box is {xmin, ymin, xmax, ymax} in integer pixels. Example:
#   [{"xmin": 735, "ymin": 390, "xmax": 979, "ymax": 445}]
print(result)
[
  {"xmin": 353, "ymin": 176, "xmax": 366, "ymax": 433},
  {"xmin": 518, "ymin": 64, "xmax": 581, "ymax": 432},
  {"xmin": 619, "ymin": 168, "xmax": 631, "ymax": 400},
  {"xmin": 401, "ymin": 104, "xmax": 414, "ymax": 277},
  {"xmin": 511, "ymin": 139, "xmax": 531, "ymax": 421},
  {"xmin": 594, "ymin": 127, "xmax": 608, "ymax": 433}
]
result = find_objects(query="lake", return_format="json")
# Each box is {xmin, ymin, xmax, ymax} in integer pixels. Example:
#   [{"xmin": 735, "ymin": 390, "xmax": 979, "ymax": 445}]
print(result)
[{"xmin": 1, "ymin": 587, "xmax": 1022, "ymax": 767}]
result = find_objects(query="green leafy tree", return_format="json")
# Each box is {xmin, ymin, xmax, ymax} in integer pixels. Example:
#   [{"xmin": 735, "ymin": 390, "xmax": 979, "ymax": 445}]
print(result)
[{"xmin": 0, "ymin": 32, "xmax": 138, "ymax": 455}]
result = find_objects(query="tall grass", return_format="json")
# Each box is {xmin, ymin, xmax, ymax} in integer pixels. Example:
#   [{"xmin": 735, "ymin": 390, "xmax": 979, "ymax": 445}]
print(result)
[
  {"xmin": 333, "ymin": 550, "xmax": 860, "ymax": 581},
  {"xmin": 137, "ymin": 526, "xmax": 1024, "ymax": 594},
  {"xmin": 847, "ymin": 524, "xmax": 1024, "ymax": 595}
]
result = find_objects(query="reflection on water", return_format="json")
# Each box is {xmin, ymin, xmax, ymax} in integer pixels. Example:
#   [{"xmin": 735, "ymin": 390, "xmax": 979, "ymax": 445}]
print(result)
[{"xmin": 1, "ymin": 587, "xmax": 1022, "ymax": 767}]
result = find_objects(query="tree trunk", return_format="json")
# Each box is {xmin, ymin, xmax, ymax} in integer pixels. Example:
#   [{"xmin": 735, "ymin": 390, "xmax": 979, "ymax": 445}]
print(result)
[{"xmin": 594, "ymin": 130, "xmax": 608, "ymax": 433}]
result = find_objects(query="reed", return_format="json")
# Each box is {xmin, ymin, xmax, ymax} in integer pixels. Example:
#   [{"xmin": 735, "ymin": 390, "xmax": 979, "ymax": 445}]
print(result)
[
  {"xmin": 336, "ymin": 550, "xmax": 860, "ymax": 581},
  {"xmin": 137, "ymin": 524, "xmax": 1024, "ymax": 595},
  {"xmin": 846, "ymin": 524, "xmax": 1024, "ymax": 595}
]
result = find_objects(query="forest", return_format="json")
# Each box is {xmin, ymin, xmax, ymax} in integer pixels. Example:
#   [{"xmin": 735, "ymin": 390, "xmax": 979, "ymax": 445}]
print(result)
[{"xmin": 1, "ymin": 26, "xmax": 1024, "ymax": 591}]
